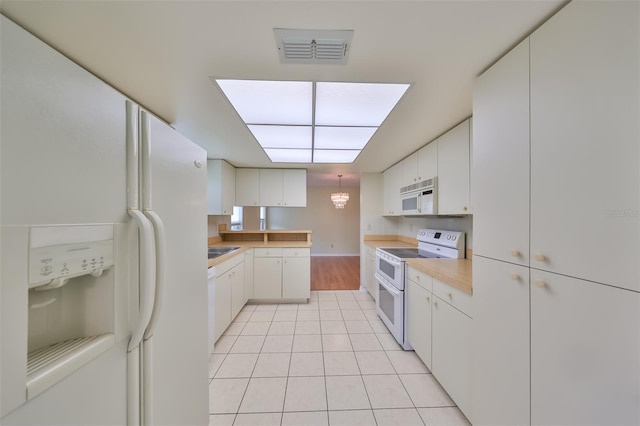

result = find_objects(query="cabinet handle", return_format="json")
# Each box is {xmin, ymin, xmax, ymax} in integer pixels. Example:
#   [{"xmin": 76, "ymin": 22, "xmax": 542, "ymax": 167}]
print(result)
[
  {"xmin": 534, "ymin": 279, "xmax": 547, "ymax": 289},
  {"xmin": 447, "ymin": 293, "xmax": 453, "ymax": 300},
  {"xmin": 416, "ymin": 275, "xmax": 420, "ymax": 281},
  {"xmin": 434, "ymin": 301, "xmax": 438, "ymax": 308},
  {"xmin": 510, "ymin": 250, "xmax": 521, "ymax": 258},
  {"xmin": 463, "ymin": 206, "xmax": 468, "ymax": 212},
  {"xmin": 510, "ymin": 273, "xmax": 520, "ymax": 281},
  {"xmin": 426, "ymin": 296, "xmax": 430, "ymax": 302},
  {"xmin": 534, "ymin": 252, "xmax": 546, "ymax": 262}
]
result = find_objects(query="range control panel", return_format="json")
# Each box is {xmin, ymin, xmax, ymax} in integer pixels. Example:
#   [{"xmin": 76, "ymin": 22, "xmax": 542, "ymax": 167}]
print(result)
[
  {"xmin": 417, "ymin": 228, "xmax": 465, "ymax": 250},
  {"xmin": 28, "ymin": 224, "xmax": 114, "ymax": 288}
]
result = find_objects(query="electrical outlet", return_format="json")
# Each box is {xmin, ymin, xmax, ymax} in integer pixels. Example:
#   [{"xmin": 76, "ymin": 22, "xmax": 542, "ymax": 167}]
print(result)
[{"xmin": 331, "ymin": 244, "xmax": 334, "ymax": 248}]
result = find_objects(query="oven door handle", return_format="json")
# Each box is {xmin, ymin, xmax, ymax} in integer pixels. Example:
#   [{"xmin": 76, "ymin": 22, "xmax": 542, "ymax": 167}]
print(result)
[{"xmin": 376, "ymin": 274, "xmax": 402, "ymax": 297}]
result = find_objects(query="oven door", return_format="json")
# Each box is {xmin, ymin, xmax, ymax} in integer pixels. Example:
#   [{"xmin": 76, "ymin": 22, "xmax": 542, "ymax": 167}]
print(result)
[
  {"xmin": 375, "ymin": 274, "xmax": 405, "ymax": 345},
  {"xmin": 375, "ymin": 251, "xmax": 404, "ymax": 290}
]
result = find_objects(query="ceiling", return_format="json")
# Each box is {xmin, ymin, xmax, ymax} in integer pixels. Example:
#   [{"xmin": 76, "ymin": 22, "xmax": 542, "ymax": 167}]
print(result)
[{"xmin": 0, "ymin": 0, "xmax": 565, "ymax": 187}]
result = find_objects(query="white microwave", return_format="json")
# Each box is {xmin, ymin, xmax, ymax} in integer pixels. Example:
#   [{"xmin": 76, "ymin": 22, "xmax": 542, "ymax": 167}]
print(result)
[{"xmin": 400, "ymin": 177, "xmax": 437, "ymax": 215}]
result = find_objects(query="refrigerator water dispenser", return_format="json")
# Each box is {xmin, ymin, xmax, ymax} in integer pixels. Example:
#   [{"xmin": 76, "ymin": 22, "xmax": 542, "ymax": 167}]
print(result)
[{"xmin": 26, "ymin": 225, "xmax": 116, "ymax": 400}]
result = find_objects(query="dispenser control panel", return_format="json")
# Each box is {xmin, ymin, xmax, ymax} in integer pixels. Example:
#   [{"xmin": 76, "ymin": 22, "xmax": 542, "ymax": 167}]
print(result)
[{"xmin": 28, "ymin": 224, "xmax": 114, "ymax": 288}]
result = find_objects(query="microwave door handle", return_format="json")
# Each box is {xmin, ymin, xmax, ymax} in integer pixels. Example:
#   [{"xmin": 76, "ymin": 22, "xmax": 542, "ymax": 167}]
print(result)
[{"xmin": 417, "ymin": 193, "xmax": 422, "ymax": 213}]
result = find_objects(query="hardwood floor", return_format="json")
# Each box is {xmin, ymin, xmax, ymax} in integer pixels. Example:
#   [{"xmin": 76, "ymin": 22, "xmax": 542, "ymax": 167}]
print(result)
[{"xmin": 311, "ymin": 256, "xmax": 360, "ymax": 291}]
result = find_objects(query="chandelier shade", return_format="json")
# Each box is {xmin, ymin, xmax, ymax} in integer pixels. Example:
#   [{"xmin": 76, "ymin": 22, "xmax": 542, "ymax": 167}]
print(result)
[{"xmin": 331, "ymin": 175, "xmax": 350, "ymax": 209}]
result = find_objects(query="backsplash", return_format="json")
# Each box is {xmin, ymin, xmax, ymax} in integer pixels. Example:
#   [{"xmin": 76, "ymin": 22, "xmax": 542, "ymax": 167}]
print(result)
[{"xmin": 208, "ymin": 215, "xmax": 230, "ymax": 237}]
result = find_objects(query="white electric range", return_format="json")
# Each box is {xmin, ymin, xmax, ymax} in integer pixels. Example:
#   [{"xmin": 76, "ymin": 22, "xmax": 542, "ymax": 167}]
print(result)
[{"xmin": 375, "ymin": 229, "xmax": 465, "ymax": 349}]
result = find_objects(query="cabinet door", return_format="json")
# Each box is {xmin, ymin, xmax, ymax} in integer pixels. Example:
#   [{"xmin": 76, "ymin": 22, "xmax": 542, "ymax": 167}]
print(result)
[
  {"xmin": 244, "ymin": 249, "xmax": 254, "ymax": 300},
  {"xmin": 207, "ymin": 159, "xmax": 235, "ymax": 215},
  {"xmin": 530, "ymin": 1, "xmax": 639, "ymax": 291},
  {"xmin": 437, "ymin": 119, "xmax": 470, "ymax": 215},
  {"xmin": 230, "ymin": 263, "xmax": 245, "ymax": 318},
  {"xmin": 213, "ymin": 274, "xmax": 231, "ymax": 341},
  {"xmin": 222, "ymin": 160, "xmax": 236, "ymax": 214},
  {"xmin": 259, "ymin": 169, "xmax": 283, "ymax": 206},
  {"xmin": 401, "ymin": 153, "xmax": 418, "ymax": 187},
  {"xmin": 406, "ymin": 280, "xmax": 432, "ymax": 370},
  {"xmin": 364, "ymin": 247, "xmax": 376, "ymax": 298},
  {"xmin": 253, "ymin": 257, "xmax": 282, "ymax": 299},
  {"xmin": 235, "ymin": 168, "xmax": 260, "ymax": 206},
  {"xmin": 432, "ymin": 295, "xmax": 472, "ymax": 419},
  {"xmin": 530, "ymin": 270, "xmax": 640, "ymax": 425},
  {"xmin": 472, "ymin": 256, "xmax": 530, "ymax": 425},
  {"xmin": 282, "ymin": 169, "xmax": 307, "ymax": 207},
  {"xmin": 383, "ymin": 163, "xmax": 401, "ymax": 215},
  {"xmin": 417, "ymin": 142, "xmax": 437, "ymax": 183},
  {"xmin": 473, "ymin": 39, "xmax": 530, "ymax": 265},
  {"xmin": 208, "ymin": 278, "xmax": 215, "ymax": 355},
  {"xmin": 282, "ymin": 256, "xmax": 310, "ymax": 299}
]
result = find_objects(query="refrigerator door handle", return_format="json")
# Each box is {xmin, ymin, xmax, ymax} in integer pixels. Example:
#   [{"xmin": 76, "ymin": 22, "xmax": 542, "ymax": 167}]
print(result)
[
  {"xmin": 127, "ymin": 209, "xmax": 156, "ymax": 352},
  {"xmin": 143, "ymin": 210, "xmax": 165, "ymax": 340}
]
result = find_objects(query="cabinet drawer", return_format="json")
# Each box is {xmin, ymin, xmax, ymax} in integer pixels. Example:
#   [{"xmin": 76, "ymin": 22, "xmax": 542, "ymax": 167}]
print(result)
[
  {"xmin": 433, "ymin": 278, "xmax": 472, "ymax": 317},
  {"xmin": 253, "ymin": 247, "xmax": 283, "ymax": 257},
  {"xmin": 407, "ymin": 266, "xmax": 433, "ymax": 292},
  {"xmin": 282, "ymin": 247, "xmax": 310, "ymax": 257},
  {"xmin": 215, "ymin": 252, "xmax": 244, "ymax": 276}
]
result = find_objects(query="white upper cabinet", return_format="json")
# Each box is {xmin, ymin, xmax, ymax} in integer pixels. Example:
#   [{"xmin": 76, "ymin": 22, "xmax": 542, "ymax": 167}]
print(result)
[
  {"xmin": 437, "ymin": 119, "xmax": 471, "ymax": 215},
  {"xmin": 400, "ymin": 142, "xmax": 438, "ymax": 189},
  {"xmin": 259, "ymin": 169, "xmax": 283, "ymax": 207},
  {"xmin": 401, "ymin": 152, "xmax": 418, "ymax": 188},
  {"xmin": 235, "ymin": 168, "xmax": 260, "ymax": 206},
  {"xmin": 257, "ymin": 169, "xmax": 307, "ymax": 207},
  {"xmin": 282, "ymin": 169, "xmax": 307, "ymax": 207},
  {"xmin": 530, "ymin": 0, "xmax": 639, "ymax": 291},
  {"xmin": 417, "ymin": 142, "xmax": 438, "ymax": 184},
  {"xmin": 473, "ymin": 39, "xmax": 530, "ymax": 265},
  {"xmin": 207, "ymin": 159, "xmax": 235, "ymax": 215},
  {"xmin": 383, "ymin": 162, "xmax": 402, "ymax": 216}
]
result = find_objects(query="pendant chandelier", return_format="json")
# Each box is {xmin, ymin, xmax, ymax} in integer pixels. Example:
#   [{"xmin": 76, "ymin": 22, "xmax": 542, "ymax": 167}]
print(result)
[{"xmin": 330, "ymin": 174, "xmax": 350, "ymax": 209}]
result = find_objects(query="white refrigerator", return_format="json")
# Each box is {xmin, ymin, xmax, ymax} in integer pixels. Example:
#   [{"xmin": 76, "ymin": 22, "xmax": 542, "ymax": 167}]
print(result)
[{"xmin": 1, "ymin": 16, "xmax": 210, "ymax": 425}]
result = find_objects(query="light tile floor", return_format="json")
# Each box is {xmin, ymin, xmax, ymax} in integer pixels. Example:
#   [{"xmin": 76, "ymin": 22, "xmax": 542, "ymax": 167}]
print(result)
[{"xmin": 209, "ymin": 290, "xmax": 471, "ymax": 426}]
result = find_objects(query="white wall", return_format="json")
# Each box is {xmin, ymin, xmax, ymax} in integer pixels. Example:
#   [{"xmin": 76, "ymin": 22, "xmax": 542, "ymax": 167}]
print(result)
[
  {"xmin": 266, "ymin": 185, "xmax": 360, "ymax": 256},
  {"xmin": 207, "ymin": 215, "xmax": 230, "ymax": 237}
]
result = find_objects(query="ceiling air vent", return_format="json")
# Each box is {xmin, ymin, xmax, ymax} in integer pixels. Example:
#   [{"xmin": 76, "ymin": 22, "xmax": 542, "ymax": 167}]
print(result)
[{"xmin": 274, "ymin": 28, "xmax": 353, "ymax": 65}]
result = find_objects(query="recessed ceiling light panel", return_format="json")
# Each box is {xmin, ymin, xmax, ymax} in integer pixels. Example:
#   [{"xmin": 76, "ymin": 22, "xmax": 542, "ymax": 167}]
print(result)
[
  {"xmin": 248, "ymin": 125, "xmax": 312, "ymax": 149},
  {"xmin": 314, "ymin": 126, "xmax": 377, "ymax": 150},
  {"xmin": 315, "ymin": 82, "xmax": 410, "ymax": 126},
  {"xmin": 313, "ymin": 150, "xmax": 361, "ymax": 163},
  {"xmin": 215, "ymin": 79, "xmax": 312, "ymax": 125},
  {"xmin": 264, "ymin": 148, "xmax": 312, "ymax": 163}
]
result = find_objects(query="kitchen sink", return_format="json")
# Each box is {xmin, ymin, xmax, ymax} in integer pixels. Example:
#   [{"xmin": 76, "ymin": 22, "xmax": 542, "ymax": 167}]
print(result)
[{"xmin": 207, "ymin": 246, "xmax": 241, "ymax": 259}]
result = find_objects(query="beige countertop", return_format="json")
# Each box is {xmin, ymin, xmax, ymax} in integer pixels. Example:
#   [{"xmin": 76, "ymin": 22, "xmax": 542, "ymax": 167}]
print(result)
[
  {"xmin": 207, "ymin": 240, "xmax": 312, "ymax": 268},
  {"xmin": 364, "ymin": 234, "xmax": 472, "ymax": 295},
  {"xmin": 405, "ymin": 258, "xmax": 472, "ymax": 295}
]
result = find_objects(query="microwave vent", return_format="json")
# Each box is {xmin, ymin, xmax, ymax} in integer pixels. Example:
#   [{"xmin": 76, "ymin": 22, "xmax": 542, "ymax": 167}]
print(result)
[{"xmin": 400, "ymin": 177, "xmax": 436, "ymax": 194}]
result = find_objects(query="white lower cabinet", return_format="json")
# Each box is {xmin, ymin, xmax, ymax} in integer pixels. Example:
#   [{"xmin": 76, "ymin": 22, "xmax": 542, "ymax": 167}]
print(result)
[
  {"xmin": 213, "ymin": 255, "xmax": 245, "ymax": 342},
  {"xmin": 253, "ymin": 247, "xmax": 310, "ymax": 300},
  {"xmin": 406, "ymin": 267, "xmax": 472, "ymax": 420},
  {"xmin": 472, "ymin": 256, "xmax": 530, "ymax": 425},
  {"xmin": 282, "ymin": 252, "xmax": 310, "ymax": 299},
  {"xmin": 213, "ymin": 274, "xmax": 232, "ymax": 342},
  {"xmin": 363, "ymin": 246, "xmax": 376, "ymax": 298},
  {"xmin": 243, "ymin": 249, "xmax": 254, "ymax": 300},
  {"xmin": 432, "ymin": 279, "xmax": 472, "ymax": 419},
  {"xmin": 530, "ymin": 270, "xmax": 640, "ymax": 425},
  {"xmin": 406, "ymin": 279, "xmax": 432, "ymax": 370}
]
